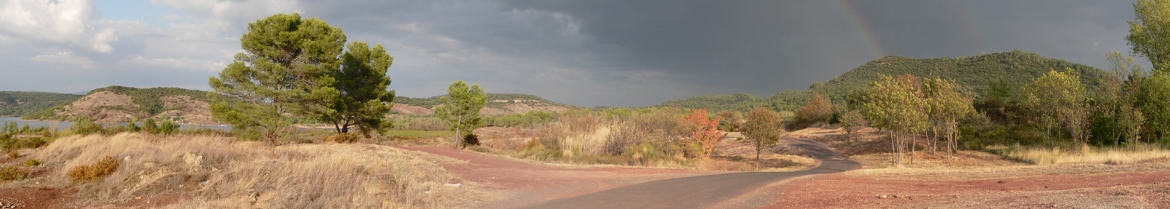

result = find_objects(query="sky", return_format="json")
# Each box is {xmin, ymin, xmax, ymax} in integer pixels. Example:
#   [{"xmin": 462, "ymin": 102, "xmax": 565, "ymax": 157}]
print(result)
[{"xmin": 0, "ymin": 0, "xmax": 1148, "ymax": 107}]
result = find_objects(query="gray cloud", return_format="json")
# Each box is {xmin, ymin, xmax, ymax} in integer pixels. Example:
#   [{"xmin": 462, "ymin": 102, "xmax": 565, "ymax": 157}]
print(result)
[{"xmin": 0, "ymin": 0, "xmax": 1149, "ymax": 107}]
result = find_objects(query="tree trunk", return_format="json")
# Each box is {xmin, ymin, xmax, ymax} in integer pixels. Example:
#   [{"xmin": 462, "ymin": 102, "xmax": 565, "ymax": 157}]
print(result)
[
  {"xmin": 755, "ymin": 140, "xmax": 762, "ymax": 170},
  {"xmin": 454, "ymin": 115, "xmax": 463, "ymax": 148}
]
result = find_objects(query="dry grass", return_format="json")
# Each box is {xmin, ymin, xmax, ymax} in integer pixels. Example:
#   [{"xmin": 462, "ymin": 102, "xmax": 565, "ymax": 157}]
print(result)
[
  {"xmin": 988, "ymin": 144, "xmax": 1170, "ymax": 165},
  {"xmin": 30, "ymin": 133, "xmax": 479, "ymax": 208}
]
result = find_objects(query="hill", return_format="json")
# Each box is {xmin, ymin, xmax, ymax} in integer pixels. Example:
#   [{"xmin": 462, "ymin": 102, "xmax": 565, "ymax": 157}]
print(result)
[
  {"xmin": 24, "ymin": 86, "xmax": 219, "ymax": 124},
  {"xmin": 392, "ymin": 93, "xmax": 574, "ymax": 115},
  {"xmin": 0, "ymin": 91, "xmax": 81, "ymax": 116},
  {"xmin": 660, "ymin": 50, "xmax": 1112, "ymax": 112}
]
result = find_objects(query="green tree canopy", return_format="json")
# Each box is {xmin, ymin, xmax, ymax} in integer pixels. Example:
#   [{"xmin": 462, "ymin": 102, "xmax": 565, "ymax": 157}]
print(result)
[
  {"xmin": 1128, "ymin": 0, "xmax": 1170, "ymax": 72},
  {"xmin": 743, "ymin": 107, "xmax": 783, "ymax": 169},
  {"xmin": 208, "ymin": 13, "xmax": 346, "ymax": 139},
  {"xmin": 325, "ymin": 42, "xmax": 396, "ymax": 135},
  {"xmin": 1020, "ymin": 69, "xmax": 1090, "ymax": 145},
  {"xmin": 435, "ymin": 81, "xmax": 487, "ymax": 148}
]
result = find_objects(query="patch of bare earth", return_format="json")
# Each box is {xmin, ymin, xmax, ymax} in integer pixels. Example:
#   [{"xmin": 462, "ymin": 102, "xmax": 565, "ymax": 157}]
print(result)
[
  {"xmin": 58, "ymin": 91, "xmax": 140, "ymax": 123},
  {"xmin": 155, "ymin": 95, "xmax": 213, "ymax": 125},
  {"xmin": 755, "ymin": 127, "xmax": 1170, "ymax": 208},
  {"xmin": 768, "ymin": 168, "xmax": 1170, "ymax": 208},
  {"xmin": 391, "ymin": 103, "xmax": 435, "ymax": 115},
  {"xmin": 397, "ymin": 146, "xmax": 724, "ymax": 208}
]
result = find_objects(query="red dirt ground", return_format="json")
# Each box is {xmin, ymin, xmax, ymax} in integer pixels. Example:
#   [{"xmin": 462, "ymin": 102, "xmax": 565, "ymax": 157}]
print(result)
[
  {"xmin": 397, "ymin": 146, "xmax": 725, "ymax": 208},
  {"xmin": 767, "ymin": 171, "xmax": 1170, "ymax": 208}
]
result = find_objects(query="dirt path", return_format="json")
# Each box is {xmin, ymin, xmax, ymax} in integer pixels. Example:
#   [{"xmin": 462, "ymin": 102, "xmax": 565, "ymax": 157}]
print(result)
[
  {"xmin": 396, "ymin": 146, "xmax": 724, "ymax": 208},
  {"xmin": 517, "ymin": 136, "xmax": 859, "ymax": 209}
]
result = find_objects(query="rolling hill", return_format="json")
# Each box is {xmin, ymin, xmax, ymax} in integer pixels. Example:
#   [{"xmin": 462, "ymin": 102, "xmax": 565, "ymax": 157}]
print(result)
[
  {"xmin": 0, "ymin": 91, "xmax": 82, "ymax": 116},
  {"xmin": 23, "ymin": 86, "xmax": 219, "ymax": 124},
  {"xmin": 660, "ymin": 50, "xmax": 1112, "ymax": 112}
]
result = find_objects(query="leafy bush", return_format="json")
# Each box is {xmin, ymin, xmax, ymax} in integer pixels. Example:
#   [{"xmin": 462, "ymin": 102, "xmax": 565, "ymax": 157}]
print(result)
[
  {"xmin": 24, "ymin": 159, "xmax": 41, "ymax": 167},
  {"xmin": 70, "ymin": 117, "xmax": 103, "ymax": 135},
  {"xmin": 0, "ymin": 166, "xmax": 27, "ymax": 181},
  {"xmin": 68, "ymin": 155, "xmax": 120, "ymax": 182},
  {"xmin": 158, "ymin": 120, "xmax": 180, "ymax": 135},
  {"xmin": 325, "ymin": 133, "xmax": 360, "ymax": 143},
  {"xmin": 463, "ymin": 134, "xmax": 480, "ymax": 146}
]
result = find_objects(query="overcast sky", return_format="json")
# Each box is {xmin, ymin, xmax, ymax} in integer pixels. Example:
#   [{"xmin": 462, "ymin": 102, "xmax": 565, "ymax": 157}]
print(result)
[{"xmin": 0, "ymin": 0, "xmax": 1147, "ymax": 107}]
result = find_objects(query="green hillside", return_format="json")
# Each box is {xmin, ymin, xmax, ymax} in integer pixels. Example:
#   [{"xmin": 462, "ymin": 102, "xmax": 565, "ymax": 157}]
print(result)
[
  {"xmin": 660, "ymin": 50, "xmax": 1111, "ymax": 112},
  {"xmin": 0, "ymin": 91, "xmax": 81, "ymax": 116}
]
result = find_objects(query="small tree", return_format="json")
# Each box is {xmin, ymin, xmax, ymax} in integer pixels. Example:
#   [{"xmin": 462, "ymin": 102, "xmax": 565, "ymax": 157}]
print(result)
[
  {"xmin": 795, "ymin": 93, "xmax": 833, "ymax": 124},
  {"xmin": 435, "ymin": 81, "xmax": 487, "ymax": 148},
  {"xmin": 856, "ymin": 74, "xmax": 928, "ymax": 166},
  {"xmin": 1138, "ymin": 73, "xmax": 1170, "ymax": 145},
  {"xmin": 743, "ymin": 107, "xmax": 784, "ymax": 169},
  {"xmin": 1021, "ymin": 69, "xmax": 1089, "ymax": 145},
  {"xmin": 838, "ymin": 109, "xmax": 866, "ymax": 141},
  {"xmin": 684, "ymin": 108, "xmax": 725, "ymax": 159},
  {"xmin": 921, "ymin": 78, "xmax": 973, "ymax": 160}
]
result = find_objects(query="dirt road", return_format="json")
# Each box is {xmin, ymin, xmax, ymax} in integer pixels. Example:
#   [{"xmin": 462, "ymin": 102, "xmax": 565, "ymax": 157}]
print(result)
[{"xmin": 519, "ymin": 137, "xmax": 859, "ymax": 209}]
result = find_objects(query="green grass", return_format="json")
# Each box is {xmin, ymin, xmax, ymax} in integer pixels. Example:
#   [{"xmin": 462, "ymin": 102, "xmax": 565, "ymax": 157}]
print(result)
[{"xmin": 385, "ymin": 130, "xmax": 452, "ymax": 139}]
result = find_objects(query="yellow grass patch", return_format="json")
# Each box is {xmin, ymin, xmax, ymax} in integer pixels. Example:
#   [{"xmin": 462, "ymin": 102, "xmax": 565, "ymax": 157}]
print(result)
[
  {"xmin": 31, "ymin": 133, "xmax": 480, "ymax": 208},
  {"xmin": 989, "ymin": 144, "xmax": 1170, "ymax": 165}
]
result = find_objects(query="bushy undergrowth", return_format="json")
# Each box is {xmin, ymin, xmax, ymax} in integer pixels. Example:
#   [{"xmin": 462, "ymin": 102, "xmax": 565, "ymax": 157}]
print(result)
[
  {"xmin": 34, "ymin": 133, "xmax": 477, "ymax": 208},
  {"xmin": 67, "ymin": 155, "xmax": 119, "ymax": 182},
  {"xmin": 515, "ymin": 108, "xmax": 695, "ymax": 166},
  {"xmin": 0, "ymin": 165, "xmax": 27, "ymax": 181}
]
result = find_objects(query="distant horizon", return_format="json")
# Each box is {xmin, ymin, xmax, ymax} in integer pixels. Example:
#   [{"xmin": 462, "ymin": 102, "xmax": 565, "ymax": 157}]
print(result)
[{"xmin": 0, "ymin": 49, "xmax": 1135, "ymax": 108}]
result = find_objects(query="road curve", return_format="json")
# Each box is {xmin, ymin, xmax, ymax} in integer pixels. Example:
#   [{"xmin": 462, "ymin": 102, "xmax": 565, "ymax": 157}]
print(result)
[{"xmin": 518, "ymin": 137, "xmax": 860, "ymax": 209}]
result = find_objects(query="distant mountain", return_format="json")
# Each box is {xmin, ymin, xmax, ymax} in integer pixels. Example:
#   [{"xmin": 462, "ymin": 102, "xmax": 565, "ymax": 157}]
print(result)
[
  {"xmin": 393, "ymin": 93, "xmax": 574, "ymax": 115},
  {"xmin": 0, "ymin": 91, "xmax": 81, "ymax": 117},
  {"xmin": 660, "ymin": 50, "xmax": 1112, "ymax": 112},
  {"xmin": 24, "ymin": 86, "xmax": 219, "ymax": 124}
]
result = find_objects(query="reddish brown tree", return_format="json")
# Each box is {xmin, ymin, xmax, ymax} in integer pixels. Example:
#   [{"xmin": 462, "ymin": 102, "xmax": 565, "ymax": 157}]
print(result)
[{"xmin": 684, "ymin": 108, "xmax": 725, "ymax": 159}]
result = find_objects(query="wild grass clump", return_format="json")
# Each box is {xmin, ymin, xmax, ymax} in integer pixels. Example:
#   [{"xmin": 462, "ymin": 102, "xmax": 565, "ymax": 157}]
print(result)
[
  {"xmin": 987, "ymin": 144, "xmax": 1170, "ymax": 165},
  {"xmin": 0, "ymin": 165, "xmax": 27, "ymax": 181},
  {"xmin": 67, "ymin": 155, "xmax": 120, "ymax": 182},
  {"xmin": 515, "ymin": 108, "xmax": 693, "ymax": 167},
  {"xmin": 33, "ymin": 133, "xmax": 478, "ymax": 208}
]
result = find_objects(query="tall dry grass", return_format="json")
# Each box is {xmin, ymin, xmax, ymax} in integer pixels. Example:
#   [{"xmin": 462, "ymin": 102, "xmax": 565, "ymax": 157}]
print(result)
[
  {"xmin": 518, "ymin": 108, "xmax": 693, "ymax": 166},
  {"xmin": 31, "ymin": 133, "xmax": 478, "ymax": 208},
  {"xmin": 989, "ymin": 144, "xmax": 1170, "ymax": 165}
]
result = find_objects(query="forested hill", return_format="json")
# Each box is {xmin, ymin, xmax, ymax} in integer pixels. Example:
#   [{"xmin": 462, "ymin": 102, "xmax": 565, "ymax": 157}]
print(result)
[
  {"xmin": 23, "ymin": 86, "xmax": 221, "ymax": 124},
  {"xmin": 0, "ymin": 91, "xmax": 82, "ymax": 116},
  {"xmin": 659, "ymin": 50, "xmax": 1112, "ymax": 113},
  {"xmin": 810, "ymin": 50, "xmax": 1109, "ymax": 102}
]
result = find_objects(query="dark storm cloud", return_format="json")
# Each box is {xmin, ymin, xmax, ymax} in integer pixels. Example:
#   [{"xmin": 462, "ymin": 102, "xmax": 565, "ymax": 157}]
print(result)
[{"xmin": 0, "ymin": 0, "xmax": 1146, "ymax": 107}]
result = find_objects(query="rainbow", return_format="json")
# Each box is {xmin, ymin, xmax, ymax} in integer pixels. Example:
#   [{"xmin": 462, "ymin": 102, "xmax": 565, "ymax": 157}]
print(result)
[{"xmin": 831, "ymin": 0, "xmax": 983, "ymax": 58}]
